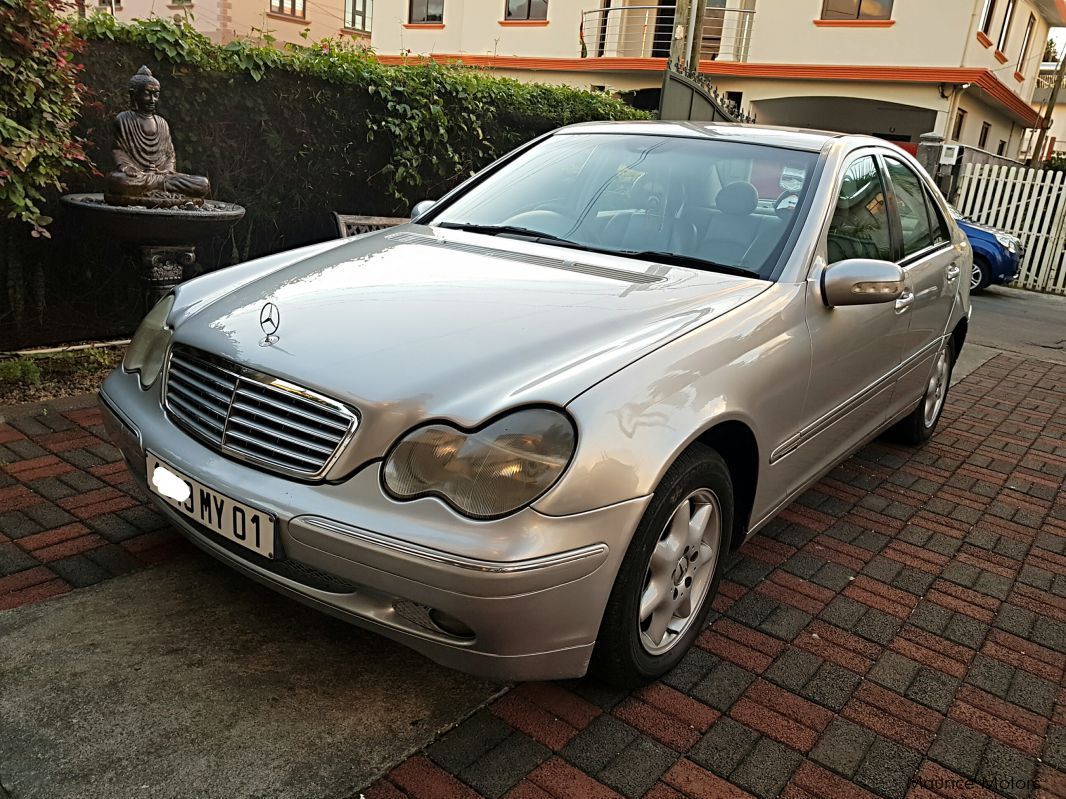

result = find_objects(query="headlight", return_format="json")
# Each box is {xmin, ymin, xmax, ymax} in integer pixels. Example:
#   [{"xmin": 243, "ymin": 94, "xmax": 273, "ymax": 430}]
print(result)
[
  {"xmin": 383, "ymin": 408, "xmax": 576, "ymax": 519},
  {"xmin": 994, "ymin": 232, "xmax": 1017, "ymax": 252},
  {"xmin": 122, "ymin": 295, "xmax": 175, "ymax": 389}
]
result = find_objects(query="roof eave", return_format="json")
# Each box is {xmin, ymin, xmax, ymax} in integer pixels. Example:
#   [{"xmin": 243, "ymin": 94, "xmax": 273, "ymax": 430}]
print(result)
[{"xmin": 1030, "ymin": 0, "xmax": 1066, "ymax": 27}]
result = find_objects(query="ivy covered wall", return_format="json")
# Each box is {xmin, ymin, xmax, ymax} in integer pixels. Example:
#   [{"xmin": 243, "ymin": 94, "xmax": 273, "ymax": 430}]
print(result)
[{"xmin": 0, "ymin": 17, "xmax": 647, "ymax": 350}]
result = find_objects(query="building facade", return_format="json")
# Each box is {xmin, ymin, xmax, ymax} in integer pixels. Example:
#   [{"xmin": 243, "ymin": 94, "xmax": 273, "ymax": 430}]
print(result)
[
  {"xmin": 368, "ymin": 0, "xmax": 1064, "ymax": 159},
  {"xmin": 93, "ymin": 0, "xmax": 1063, "ymax": 158},
  {"xmin": 94, "ymin": 0, "xmax": 371, "ymax": 47}
]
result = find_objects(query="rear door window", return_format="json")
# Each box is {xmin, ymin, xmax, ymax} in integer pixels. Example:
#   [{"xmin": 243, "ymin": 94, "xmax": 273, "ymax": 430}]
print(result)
[
  {"xmin": 884, "ymin": 158, "xmax": 937, "ymax": 258},
  {"xmin": 923, "ymin": 189, "xmax": 952, "ymax": 246}
]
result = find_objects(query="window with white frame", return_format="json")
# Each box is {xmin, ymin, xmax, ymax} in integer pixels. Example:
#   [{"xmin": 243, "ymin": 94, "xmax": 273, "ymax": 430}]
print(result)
[
  {"xmin": 505, "ymin": 0, "xmax": 547, "ymax": 20},
  {"xmin": 977, "ymin": 0, "xmax": 996, "ymax": 34},
  {"xmin": 270, "ymin": 0, "xmax": 304, "ymax": 16},
  {"xmin": 1016, "ymin": 13, "xmax": 1035, "ymax": 74},
  {"xmin": 997, "ymin": 0, "xmax": 1015, "ymax": 51},
  {"xmin": 345, "ymin": 0, "xmax": 372, "ymax": 30},
  {"xmin": 820, "ymin": 0, "xmax": 893, "ymax": 20},
  {"xmin": 409, "ymin": 0, "xmax": 443, "ymax": 23}
]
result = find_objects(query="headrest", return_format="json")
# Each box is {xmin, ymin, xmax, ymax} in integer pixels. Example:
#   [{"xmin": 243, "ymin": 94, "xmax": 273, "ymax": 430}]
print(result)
[{"xmin": 717, "ymin": 181, "xmax": 759, "ymax": 216}]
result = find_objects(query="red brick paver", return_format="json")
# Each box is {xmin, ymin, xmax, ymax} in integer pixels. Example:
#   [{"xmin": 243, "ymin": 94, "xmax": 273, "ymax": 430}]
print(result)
[{"xmin": 0, "ymin": 397, "xmax": 187, "ymax": 602}]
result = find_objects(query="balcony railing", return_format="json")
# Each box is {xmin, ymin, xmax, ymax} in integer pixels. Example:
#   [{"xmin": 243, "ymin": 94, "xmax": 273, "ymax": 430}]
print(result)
[
  {"xmin": 580, "ymin": 3, "xmax": 756, "ymax": 62},
  {"xmin": 1033, "ymin": 71, "xmax": 1059, "ymax": 104}
]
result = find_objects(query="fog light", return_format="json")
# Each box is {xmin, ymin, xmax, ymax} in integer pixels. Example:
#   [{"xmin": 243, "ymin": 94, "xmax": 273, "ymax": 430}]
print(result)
[
  {"xmin": 429, "ymin": 609, "xmax": 475, "ymax": 639},
  {"xmin": 393, "ymin": 600, "xmax": 475, "ymax": 640}
]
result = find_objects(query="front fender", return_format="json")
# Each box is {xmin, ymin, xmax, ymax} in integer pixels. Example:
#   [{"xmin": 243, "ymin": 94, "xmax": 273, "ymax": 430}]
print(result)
[
  {"xmin": 967, "ymin": 235, "xmax": 1014, "ymax": 278},
  {"xmin": 533, "ymin": 283, "xmax": 810, "ymax": 522}
]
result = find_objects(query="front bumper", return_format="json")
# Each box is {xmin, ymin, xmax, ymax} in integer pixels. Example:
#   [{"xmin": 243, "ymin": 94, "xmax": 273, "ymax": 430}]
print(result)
[
  {"xmin": 994, "ymin": 247, "xmax": 1023, "ymax": 284},
  {"xmin": 98, "ymin": 371, "xmax": 649, "ymax": 681}
]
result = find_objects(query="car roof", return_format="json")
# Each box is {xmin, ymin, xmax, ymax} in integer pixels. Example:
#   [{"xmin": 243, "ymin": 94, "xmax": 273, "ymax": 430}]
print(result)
[{"xmin": 558, "ymin": 121, "xmax": 848, "ymax": 152}]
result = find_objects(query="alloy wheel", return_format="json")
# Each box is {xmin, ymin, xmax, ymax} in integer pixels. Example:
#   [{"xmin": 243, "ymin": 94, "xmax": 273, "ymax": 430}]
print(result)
[
  {"xmin": 923, "ymin": 345, "xmax": 950, "ymax": 428},
  {"xmin": 638, "ymin": 488, "xmax": 722, "ymax": 655},
  {"xmin": 970, "ymin": 262, "xmax": 984, "ymax": 291}
]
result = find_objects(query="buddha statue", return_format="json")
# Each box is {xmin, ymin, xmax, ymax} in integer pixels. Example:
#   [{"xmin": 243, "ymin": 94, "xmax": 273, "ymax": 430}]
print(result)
[{"xmin": 104, "ymin": 66, "xmax": 211, "ymax": 208}]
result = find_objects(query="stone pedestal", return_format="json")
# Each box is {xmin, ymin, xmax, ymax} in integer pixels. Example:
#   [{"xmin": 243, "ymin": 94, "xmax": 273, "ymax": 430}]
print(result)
[
  {"xmin": 140, "ymin": 245, "xmax": 196, "ymax": 307},
  {"xmin": 60, "ymin": 193, "xmax": 244, "ymax": 313}
]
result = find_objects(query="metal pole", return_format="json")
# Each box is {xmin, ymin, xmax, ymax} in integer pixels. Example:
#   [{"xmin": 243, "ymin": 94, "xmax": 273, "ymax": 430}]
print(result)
[
  {"xmin": 685, "ymin": 0, "xmax": 699, "ymax": 66},
  {"xmin": 689, "ymin": 0, "xmax": 707, "ymax": 67},
  {"xmin": 1030, "ymin": 53, "xmax": 1066, "ymax": 167}
]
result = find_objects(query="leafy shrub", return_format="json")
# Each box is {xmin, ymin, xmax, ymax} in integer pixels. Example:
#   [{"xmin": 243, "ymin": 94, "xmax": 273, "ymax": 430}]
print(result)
[
  {"xmin": 1044, "ymin": 152, "xmax": 1066, "ymax": 172},
  {"xmin": 0, "ymin": 357, "xmax": 42, "ymax": 385},
  {"xmin": 0, "ymin": 0, "xmax": 89, "ymax": 234}
]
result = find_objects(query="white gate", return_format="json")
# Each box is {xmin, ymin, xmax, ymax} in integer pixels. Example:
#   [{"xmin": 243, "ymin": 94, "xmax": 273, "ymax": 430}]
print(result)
[{"xmin": 955, "ymin": 163, "xmax": 1066, "ymax": 295}]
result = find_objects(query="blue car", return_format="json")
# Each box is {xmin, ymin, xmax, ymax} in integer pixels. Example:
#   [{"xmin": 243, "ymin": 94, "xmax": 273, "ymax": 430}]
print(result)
[{"xmin": 949, "ymin": 206, "xmax": 1023, "ymax": 292}]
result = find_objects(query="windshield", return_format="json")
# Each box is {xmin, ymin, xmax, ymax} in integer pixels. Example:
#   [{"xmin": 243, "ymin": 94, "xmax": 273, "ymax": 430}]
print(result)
[{"xmin": 430, "ymin": 133, "xmax": 819, "ymax": 280}]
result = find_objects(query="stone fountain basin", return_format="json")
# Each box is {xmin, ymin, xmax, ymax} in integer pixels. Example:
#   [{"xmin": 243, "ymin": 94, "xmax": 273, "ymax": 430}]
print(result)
[{"xmin": 62, "ymin": 193, "xmax": 245, "ymax": 245}]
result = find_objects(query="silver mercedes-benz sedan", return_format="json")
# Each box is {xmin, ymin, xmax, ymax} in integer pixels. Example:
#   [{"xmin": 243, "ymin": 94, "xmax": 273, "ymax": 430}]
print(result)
[{"xmin": 99, "ymin": 122, "xmax": 971, "ymax": 684}]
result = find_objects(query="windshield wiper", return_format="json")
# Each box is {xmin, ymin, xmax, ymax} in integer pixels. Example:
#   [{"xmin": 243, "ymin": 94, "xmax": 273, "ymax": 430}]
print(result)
[
  {"xmin": 616, "ymin": 251, "xmax": 763, "ymax": 279},
  {"xmin": 435, "ymin": 222, "xmax": 571, "ymax": 243},
  {"xmin": 436, "ymin": 224, "xmax": 763, "ymax": 279}
]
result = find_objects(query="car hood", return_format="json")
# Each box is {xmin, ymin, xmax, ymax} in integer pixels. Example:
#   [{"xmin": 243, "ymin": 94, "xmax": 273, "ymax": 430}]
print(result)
[
  {"xmin": 171, "ymin": 226, "xmax": 768, "ymax": 456},
  {"xmin": 959, "ymin": 219, "xmax": 999, "ymax": 239}
]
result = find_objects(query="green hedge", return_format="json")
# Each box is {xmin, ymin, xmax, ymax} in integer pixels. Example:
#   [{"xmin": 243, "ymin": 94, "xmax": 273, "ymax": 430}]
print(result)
[{"xmin": 0, "ymin": 16, "xmax": 648, "ymax": 349}]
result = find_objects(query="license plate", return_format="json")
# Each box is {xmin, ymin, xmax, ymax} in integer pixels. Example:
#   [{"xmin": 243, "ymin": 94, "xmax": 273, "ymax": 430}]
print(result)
[{"xmin": 145, "ymin": 453, "xmax": 276, "ymax": 559}]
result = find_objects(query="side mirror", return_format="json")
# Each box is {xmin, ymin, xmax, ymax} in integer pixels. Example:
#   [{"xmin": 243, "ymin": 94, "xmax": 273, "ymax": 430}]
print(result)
[
  {"xmin": 411, "ymin": 200, "xmax": 436, "ymax": 220},
  {"xmin": 821, "ymin": 259, "xmax": 904, "ymax": 307}
]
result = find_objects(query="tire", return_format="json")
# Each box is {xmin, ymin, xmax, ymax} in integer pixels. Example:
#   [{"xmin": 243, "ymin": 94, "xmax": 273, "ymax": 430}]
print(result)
[
  {"xmin": 890, "ymin": 339, "xmax": 954, "ymax": 445},
  {"xmin": 970, "ymin": 257, "xmax": 992, "ymax": 294},
  {"xmin": 590, "ymin": 443, "xmax": 733, "ymax": 687}
]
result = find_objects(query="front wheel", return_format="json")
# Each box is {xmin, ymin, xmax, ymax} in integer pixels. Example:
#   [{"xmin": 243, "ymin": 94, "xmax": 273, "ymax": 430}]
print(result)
[
  {"xmin": 890, "ymin": 340, "xmax": 953, "ymax": 445},
  {"xmin": 590, "ymin": 443, "xmax": 733, "ymax": 686}
]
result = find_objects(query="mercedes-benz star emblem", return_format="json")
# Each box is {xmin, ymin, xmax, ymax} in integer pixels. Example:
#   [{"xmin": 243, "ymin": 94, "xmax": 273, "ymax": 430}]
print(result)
[{"xmin": 259, "ymin": 302, "xmax": 280, "ymax": 345}]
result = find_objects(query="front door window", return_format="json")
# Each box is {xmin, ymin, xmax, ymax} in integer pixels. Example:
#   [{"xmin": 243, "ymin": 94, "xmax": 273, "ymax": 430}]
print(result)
[{"xmin": 827, "ymin": 155, "xmax": 892, "ymax": 263}]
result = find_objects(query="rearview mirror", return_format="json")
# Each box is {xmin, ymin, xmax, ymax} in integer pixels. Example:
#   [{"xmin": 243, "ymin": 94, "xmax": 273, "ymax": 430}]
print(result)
[
  {"xmin": 411, "ymin": 200, "xmax": 436, "ymax": 220},
  {"xmin": 821, "ymin": 259, "xmax": 904, "ymax": 307}
]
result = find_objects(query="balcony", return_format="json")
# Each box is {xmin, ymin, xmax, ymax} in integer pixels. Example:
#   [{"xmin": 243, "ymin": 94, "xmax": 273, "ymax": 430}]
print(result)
[
  {"xmin": 580, "ymin": 2, "xmax": 755, "ymax": 63},
  {"xmin": 1033, "ymin": 68, "xmax": 1059, "ymax": 105}
]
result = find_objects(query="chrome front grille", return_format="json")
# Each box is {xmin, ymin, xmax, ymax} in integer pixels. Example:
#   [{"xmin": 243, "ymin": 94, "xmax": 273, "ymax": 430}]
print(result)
[{"xmin": 163, "ymin": 345, "xmax": 358, "ymax": 479}]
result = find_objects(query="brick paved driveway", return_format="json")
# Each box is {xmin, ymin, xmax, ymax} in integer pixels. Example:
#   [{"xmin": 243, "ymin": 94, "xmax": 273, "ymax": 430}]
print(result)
[
  {"xmin": 0, "ymin": 400, "xmax": 184, "ymax": 608},
  {"xmin": 2, "ymin": 353, "xmax": 1065, "ymax": 799}
]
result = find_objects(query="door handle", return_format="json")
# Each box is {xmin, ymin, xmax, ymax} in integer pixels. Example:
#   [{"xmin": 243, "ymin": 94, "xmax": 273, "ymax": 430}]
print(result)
[
  {"xmin": 895, "ymin": 289, "xmax": 915, "ymax": 313},
  {"xmin": 946, "ymin": 264, "xmax": 961, "ymax": 282}
]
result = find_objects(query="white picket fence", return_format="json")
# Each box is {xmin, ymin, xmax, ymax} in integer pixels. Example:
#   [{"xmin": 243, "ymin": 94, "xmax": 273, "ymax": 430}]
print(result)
[{"xmin": 955, "ymin": 163, "xmax": 1066, "ymax": 294}]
